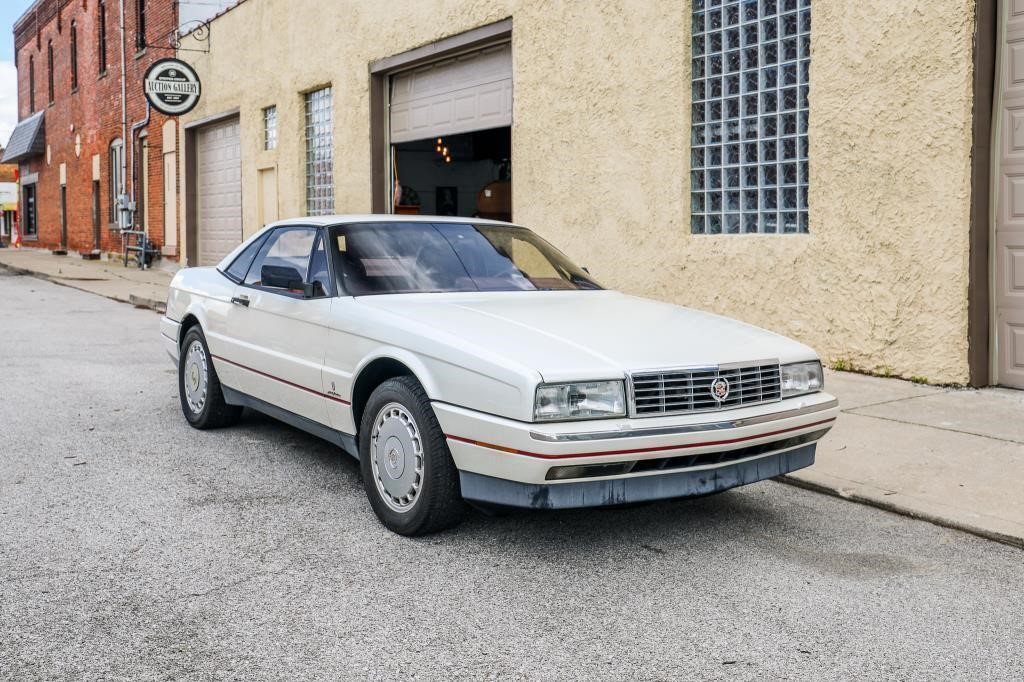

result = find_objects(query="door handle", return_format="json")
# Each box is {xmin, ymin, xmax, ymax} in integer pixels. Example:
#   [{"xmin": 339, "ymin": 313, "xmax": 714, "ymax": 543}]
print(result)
[{"xmin": 231, "ymin": 296, "xmax": 250, "ymax": 307}]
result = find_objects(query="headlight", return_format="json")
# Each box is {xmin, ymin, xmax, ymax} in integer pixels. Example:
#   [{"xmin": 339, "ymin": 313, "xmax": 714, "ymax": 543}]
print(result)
[
  {"xmin": 780, "ymin": 361, "xmax": 824, "ymax": 398},
  {"xmin": 534, "ymin": 381, "xmax": 626, "ymax": 421}
]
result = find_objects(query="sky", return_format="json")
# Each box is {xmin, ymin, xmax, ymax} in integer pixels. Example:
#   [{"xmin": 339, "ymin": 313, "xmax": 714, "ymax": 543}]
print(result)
[{"xmin": 0, "ymin": 0, "xmax": 34, "ymax": 148}]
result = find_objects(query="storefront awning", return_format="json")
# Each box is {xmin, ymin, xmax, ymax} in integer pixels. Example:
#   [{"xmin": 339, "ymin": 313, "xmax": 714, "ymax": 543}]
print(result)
[{"xmin": 1, "ymin": 111, "xmax": 45, "ymax": 164}]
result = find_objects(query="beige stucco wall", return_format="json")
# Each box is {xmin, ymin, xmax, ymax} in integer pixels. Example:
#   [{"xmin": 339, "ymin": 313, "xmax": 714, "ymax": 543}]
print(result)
[{"xmin": 180, "ymin": 0, "xmax": 977, "ymax": 384}]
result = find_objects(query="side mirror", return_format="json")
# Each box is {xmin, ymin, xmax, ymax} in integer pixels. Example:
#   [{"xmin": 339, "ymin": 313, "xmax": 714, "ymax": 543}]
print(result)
[
  {"xmin": 582, "ymin": 266, "xmax": 591, "ymax": 274},
  {"xmin": 261, "ymin": 264, "xmax": 305, "ymax": 291}
]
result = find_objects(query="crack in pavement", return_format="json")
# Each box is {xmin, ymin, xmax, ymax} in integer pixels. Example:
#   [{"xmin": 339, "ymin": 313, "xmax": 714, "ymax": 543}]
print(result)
[
  {"xmin": 839, "ymin": 392, "xmax": 949, "ymax": 412},
  {"xmin": 177, "ymin": 567, "xmax": 291, "ymax": 602},
  {"xmin": 842, "ymin": 410, "xmax": 1024, "ymax": 447}
]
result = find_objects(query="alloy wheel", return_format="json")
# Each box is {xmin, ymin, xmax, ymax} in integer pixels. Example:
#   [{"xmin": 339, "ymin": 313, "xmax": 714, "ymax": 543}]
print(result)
[
  {"xmin": 182, "ymin": 339, "xmax": 209, "ymax": 414},
  {"xmin": 370, "ymin": 402, "xmax": 425, "ymax": 513}
]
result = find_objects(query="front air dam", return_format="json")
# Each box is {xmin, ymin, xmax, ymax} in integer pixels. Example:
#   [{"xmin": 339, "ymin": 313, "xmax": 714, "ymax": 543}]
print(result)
[{"xmin": 458, "ymin": 444, "xmax": 816, "ymax": 510}]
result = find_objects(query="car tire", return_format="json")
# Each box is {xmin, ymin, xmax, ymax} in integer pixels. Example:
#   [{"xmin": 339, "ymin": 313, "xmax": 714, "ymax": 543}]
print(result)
[
  {"xmin": 359, "ymin": 376, "xmax": 464, "ymax": 536},
  {"xmin": 178, "ymin": 326, "xmax": 242, "ymax": 430}
]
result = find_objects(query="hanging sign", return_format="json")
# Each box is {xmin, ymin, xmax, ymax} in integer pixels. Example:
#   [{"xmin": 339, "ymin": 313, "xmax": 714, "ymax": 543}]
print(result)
[{"xmin": 143, "ymin": 59, "xmax": 202, "ymax": 116}]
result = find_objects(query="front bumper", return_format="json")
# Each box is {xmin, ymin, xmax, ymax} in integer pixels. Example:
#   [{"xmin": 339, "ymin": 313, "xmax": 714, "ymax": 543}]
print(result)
[
  {"xmin": 160, "ymin": 316, "xmax": 180, "ymax": 366},
  {"xmin": 459, "ymin": 443, "xmax": 816, "ymax": 509},
  {"xmin": 434, "ymin": 392, "xmax": 837, "ymax": 503}
]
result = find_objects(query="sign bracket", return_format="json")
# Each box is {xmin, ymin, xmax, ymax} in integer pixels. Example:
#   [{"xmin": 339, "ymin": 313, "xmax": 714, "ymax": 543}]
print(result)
[{"xmin": 143, "ymin": 20, "xmax": 212, "ymax": 55}]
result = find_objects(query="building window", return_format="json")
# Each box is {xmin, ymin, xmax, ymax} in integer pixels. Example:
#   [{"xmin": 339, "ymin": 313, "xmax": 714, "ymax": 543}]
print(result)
[
  {"xmin": 70, "ymin": 20, "xmax": 78, "ymax": 91},
  {"xmin": 304, "ymin": 87, "xmax": 334, "ymax": 216},
  {"xmin": 109, "ymin": 138, "xmax": 125, "ymax": 225},
  {"xmin": 22, "ymin": 184, "xmax": 38, "ymax": 237},
  {"xmin": 47, "ymin": 40, "xmax": 54, "ymax": 104},
  {"xmin": 28, "ymin": 56, "xmax": 35, "ymax": 113},
  {"xmin": 98, "ymin": 1, "xmax": 108, "ymax": 74},
  {"xmin": 135, "ymin": 0, "xmax": 146, "ymax": 51},
  {"xmin": 690, "ymin": 0, "xmax": 811, "ymax": 234},
  {"xmin": 264, "ymin": 105, "xmax": 278, "ymax": 150}
]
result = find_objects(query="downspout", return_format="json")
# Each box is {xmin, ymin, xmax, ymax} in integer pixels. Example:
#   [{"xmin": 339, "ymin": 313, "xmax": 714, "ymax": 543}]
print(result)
[
  {"xmin": 130, "ymin": 101, "xmax": 151, "ymax": 231},
  {"xmin": 118, "ymin": 0, "xmax": 128, "ymax": 228}
]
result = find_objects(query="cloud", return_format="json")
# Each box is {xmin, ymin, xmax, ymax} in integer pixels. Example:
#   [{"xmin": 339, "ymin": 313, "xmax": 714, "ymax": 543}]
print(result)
[{"xmin": 0, "ymin": 61, "xmax": 17, "ymax": 149}]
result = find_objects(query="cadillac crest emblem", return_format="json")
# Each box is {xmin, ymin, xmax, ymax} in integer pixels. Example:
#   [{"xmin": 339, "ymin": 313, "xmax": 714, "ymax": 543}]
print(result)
[{"xmin": 710, "ymin": 377, "xmax": 730, "ymax": 401}]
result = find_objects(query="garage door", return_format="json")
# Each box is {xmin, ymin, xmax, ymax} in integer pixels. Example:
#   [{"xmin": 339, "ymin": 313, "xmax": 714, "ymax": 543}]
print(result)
[
  {"xmin": 196, "ymin": 118, "xmax": 242, "ymax": 266},
  {"xmin": 996, "ymin": 2, "xmax": 1024, "ymax": 389},
  {"xmin": 389, "ymin": 43, "xmax": 512, "ymax": 144}
]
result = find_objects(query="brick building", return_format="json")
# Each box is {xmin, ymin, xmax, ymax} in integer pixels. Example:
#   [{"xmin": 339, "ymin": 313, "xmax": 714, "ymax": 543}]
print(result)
[{"xmin": 2, "ymin": 0, "xmax": 201, "ymax": 260}]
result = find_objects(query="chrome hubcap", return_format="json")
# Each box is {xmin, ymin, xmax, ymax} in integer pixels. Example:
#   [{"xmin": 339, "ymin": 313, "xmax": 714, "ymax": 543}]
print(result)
[
  {"xmin": 370, "ymin": 402, "xmax": 424, "ymax": 513},
  {"xmin": 183, "ymin": 340, "xmax": 209, "ymax": 414}
]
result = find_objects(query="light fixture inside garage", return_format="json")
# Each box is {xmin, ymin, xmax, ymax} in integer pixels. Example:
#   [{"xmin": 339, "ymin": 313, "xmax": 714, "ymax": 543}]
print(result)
[{"xmin": 436, "ymin": 137, "xmax": 452, "ymax": 163}]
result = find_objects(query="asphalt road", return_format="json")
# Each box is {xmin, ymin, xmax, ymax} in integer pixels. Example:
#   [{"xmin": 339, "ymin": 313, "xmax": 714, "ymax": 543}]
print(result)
[{"xmin": 1, "ymin": 269, "xmax": 1022, "ymax": 681}]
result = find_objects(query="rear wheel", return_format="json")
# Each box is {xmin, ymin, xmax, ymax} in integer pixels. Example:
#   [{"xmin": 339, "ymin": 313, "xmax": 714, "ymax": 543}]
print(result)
[
  {"xmin": 359, "ymin": 376, "xmax": 463, "ymax": 535},
  {"xmin": 178, "ymin": 326, "xmax": 242, "ymax": 429}
]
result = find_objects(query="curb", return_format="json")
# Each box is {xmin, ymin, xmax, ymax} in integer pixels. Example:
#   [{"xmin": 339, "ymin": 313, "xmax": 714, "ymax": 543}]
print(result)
[
  {"xmin": 0, "ymin": 262, "xmax": 167, "ymax": 315},
  {"xmin": 0, "ymin": 262, "xmax": 34, "ymax": 277},
  {"xmin": 129, "ymin": 294, "xmax": 167, "ymax": 314},
  {"xmin": 778, "ymin": 474, "xmax": 1024, "ymax": 551}
]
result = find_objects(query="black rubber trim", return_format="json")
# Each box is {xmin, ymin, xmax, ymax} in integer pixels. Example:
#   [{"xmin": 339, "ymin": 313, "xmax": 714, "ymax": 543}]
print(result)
[{"xmin": 221, "ymin": 386, "xmax": 358, "ymax": 458}]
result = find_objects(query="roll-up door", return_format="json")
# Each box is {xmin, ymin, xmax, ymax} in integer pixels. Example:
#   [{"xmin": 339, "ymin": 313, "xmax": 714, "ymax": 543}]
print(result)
[
  {"xmin": 996, "ymin": 2, "xmax": 1024, "ymax": 389},
  {"xmin": 389, "ymin": 43, "xmax": 512, "ymax": 144},
  {"xmin": 196, "ymin": 118, "xmax": 242, "ymax": 266}
]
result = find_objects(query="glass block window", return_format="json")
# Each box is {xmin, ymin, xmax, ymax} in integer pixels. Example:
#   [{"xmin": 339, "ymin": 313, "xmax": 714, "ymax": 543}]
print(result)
[
  {"xmin": 263, "ymin": 105, "xmax": 278, "ymax": 151},
  {"xmin": 690, "ymin": 0, "xmax": 811, "ymax": 234},
  {"xmin": 304, "ymin": 87, "xmax": 334, "ymax": 216}
]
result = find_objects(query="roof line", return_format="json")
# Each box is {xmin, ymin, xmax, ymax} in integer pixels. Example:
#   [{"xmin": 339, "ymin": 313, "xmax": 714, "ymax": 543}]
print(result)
[
  {"xmin": 13, "ymin": 1, "xmax": 40, "ymax": 35},
  {"xmin": 13, "ymin": 0, "xmax": 54, "ymax": 36}
]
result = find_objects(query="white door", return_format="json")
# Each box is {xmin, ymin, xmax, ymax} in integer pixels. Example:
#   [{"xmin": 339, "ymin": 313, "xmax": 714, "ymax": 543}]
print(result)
[
  {"xmin": 222, "ymin": 226, "xmax": 334, "ymax": 425},
  {"xmin": 997, "ymin": 0, "xmax": 1024, "ymax": 389},
  {"xmin": 163, "ymin": 152, "xmax": 177, "ymax": 252},
  {"xmin": 389, "ymin": 43, "xmax": 512, "ymax": 144},
  {"xmin": 196, "ymin": 118, "xmax": 242, "ymax": 266}
]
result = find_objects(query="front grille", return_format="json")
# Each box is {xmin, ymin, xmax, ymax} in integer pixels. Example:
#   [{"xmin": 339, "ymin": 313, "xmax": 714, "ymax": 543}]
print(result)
[{"xmin": 630, "ymin": 362, "xmax": 781, "ymax": 417}]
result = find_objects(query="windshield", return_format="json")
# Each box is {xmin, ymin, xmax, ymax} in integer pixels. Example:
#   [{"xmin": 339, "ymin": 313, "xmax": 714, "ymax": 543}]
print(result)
[{"xmin": 329, "ymin": 222, "xmax": 602, "ymax": 295}]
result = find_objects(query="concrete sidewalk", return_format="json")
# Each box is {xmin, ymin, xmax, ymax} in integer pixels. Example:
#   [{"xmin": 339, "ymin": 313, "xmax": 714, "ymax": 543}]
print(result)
[
  {"xmin": 785, "ymin": 372, "xmax": 1024, "ymax": 548},
  {"xmin": 1, "ymin": 247, "xmax": 1021, "ymax": 548},
  {"xmin": 0, "ymin": 247, "xmax": 172, "ymax": 313}
]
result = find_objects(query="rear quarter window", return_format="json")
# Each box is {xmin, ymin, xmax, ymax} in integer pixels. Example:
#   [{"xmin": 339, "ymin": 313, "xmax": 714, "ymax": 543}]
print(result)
[{"xmin": 223, "ymin": 233, "xmax": 269, "ymax": 283}]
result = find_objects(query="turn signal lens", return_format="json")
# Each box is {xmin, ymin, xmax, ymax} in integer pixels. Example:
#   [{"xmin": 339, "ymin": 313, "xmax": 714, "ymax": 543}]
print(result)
[
  {"xmin": 534, "ymin": 381, "xmax": 626, "ymax": 421},
  {"xmin": 780, "ymin": 361, "xmax": 824, "ymax": 398}
]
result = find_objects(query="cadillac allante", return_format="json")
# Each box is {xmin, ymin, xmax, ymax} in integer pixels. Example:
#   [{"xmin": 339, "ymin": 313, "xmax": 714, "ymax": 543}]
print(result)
[{"xmin": 162, "ymin": 216, "xmax": 838, "ymax": 535}]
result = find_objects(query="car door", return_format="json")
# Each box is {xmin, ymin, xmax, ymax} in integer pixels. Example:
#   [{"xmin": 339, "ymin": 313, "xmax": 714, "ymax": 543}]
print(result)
[{"xmin": 221, "ymin": 225, "xmax": 334, "ymax": 426}]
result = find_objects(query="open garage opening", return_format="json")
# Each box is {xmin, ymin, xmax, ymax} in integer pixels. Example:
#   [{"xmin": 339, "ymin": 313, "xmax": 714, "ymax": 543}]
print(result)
[
  {"xmin": 376, "ymin": 34, "xmax": 513, "ymax": 221},
  {"xmin": 392, "ymin": 127, "xmax": 511, "ymax": 221}
]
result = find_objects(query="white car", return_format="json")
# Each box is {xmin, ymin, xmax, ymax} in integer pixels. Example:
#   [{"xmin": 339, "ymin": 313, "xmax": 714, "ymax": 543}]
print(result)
[{"xmin": 162, "ymin": 216, "xmax": 838, "ymax": 535}]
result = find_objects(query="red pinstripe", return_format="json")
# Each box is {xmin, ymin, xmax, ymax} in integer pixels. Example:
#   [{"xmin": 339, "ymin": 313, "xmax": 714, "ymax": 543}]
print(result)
[{"xmin": 211, "ymin": 354, "xmax": 351, "ymax": 405}]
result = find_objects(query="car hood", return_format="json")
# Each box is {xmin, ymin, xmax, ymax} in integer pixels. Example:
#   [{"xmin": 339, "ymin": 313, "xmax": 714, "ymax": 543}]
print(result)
[{"xmin": 356, "ymin": 290, "xmax": 818, "ymax": 382}]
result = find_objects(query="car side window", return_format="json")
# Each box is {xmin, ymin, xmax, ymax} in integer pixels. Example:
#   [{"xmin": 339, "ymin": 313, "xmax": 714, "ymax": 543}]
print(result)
[
  {"xmin": 244, "ymin": 227, "xmax": 317, "ymax": 294},
  {"xmin": 223, "ymin": 232, "xmax": 269, "ymax": 283}
]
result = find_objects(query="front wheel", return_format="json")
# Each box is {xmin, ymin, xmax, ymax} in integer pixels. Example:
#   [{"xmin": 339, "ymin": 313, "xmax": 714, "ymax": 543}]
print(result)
[{"xmin": 359, "ymin": 376, "xmax": 463, "ymax": 535}]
